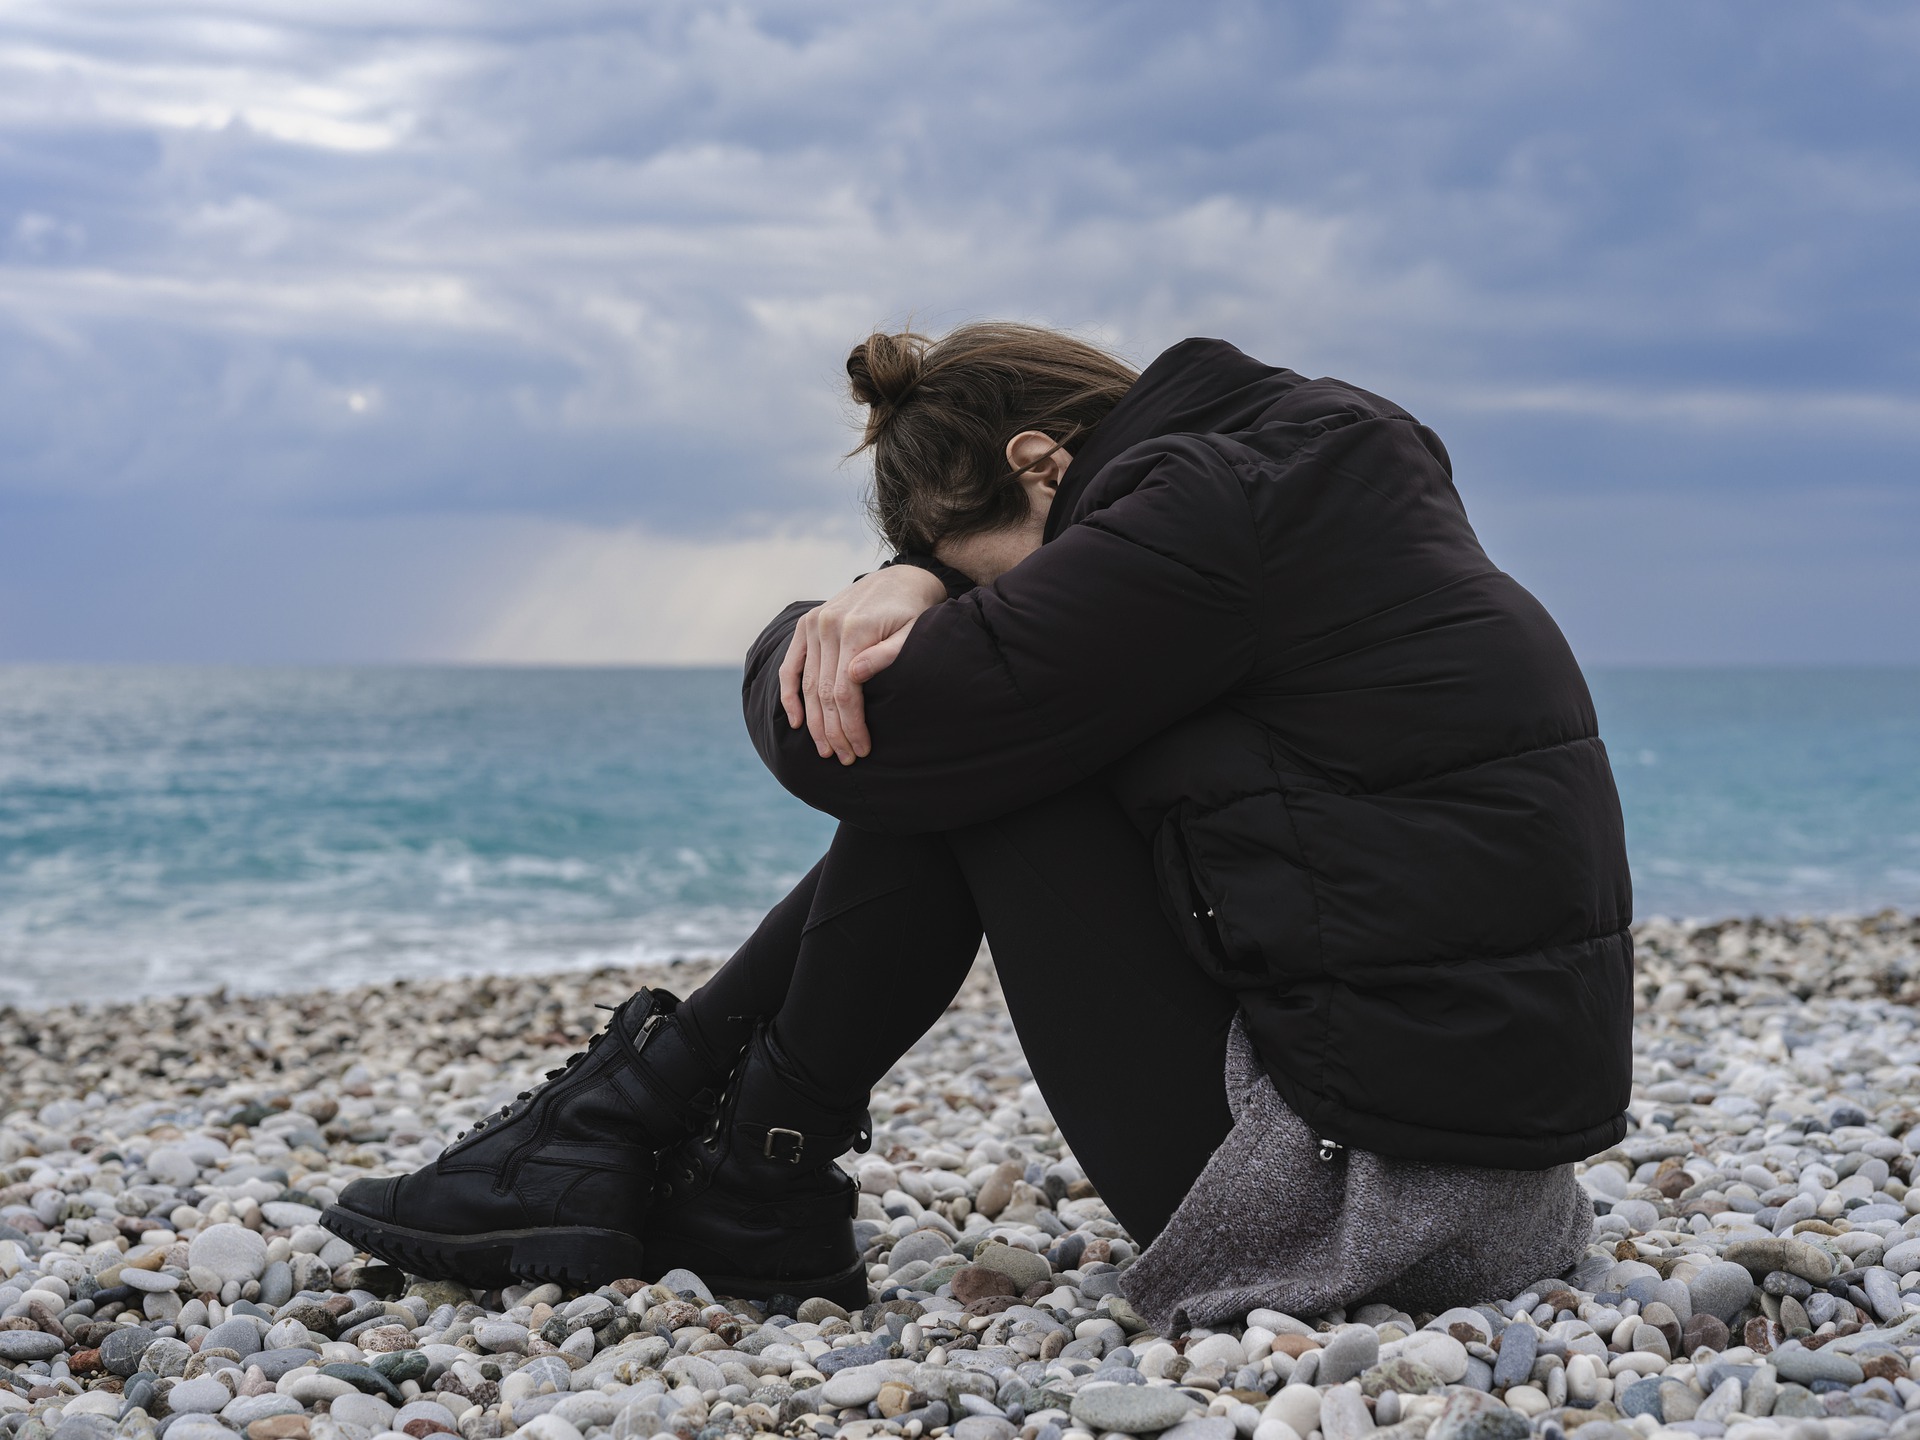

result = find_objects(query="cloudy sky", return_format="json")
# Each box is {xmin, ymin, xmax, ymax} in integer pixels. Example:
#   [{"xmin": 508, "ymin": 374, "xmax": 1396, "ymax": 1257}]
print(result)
[{"xmin": 0, "ymin": 1, "xmax": 1914, "ymax": 664}]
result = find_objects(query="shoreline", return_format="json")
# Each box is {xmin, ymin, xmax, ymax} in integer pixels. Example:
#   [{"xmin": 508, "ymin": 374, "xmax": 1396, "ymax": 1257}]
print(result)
[
  {"xmin": 5, "ymin": 910, "xmax": 1917, "ymax": 1021},
  {"xmin": 2, "ymin": 915, "xmax": 1920, "ymax": 1440}
]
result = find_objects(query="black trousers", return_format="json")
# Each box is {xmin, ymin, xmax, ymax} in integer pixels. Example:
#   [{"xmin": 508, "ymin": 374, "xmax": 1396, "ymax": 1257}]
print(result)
[{"xmin": 681, "ymin": 779, "xmax": 1237, "ymax": 1244}]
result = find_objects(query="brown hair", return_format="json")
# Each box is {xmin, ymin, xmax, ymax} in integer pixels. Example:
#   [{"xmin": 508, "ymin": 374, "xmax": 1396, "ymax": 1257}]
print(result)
[{"xmin": 846, "ymin": 322, "xmax": 1139, "ymax": 555}]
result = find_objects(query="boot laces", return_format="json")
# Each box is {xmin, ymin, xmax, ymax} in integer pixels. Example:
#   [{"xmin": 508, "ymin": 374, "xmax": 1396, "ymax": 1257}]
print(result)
[
  {"xmin": 656, "ymin": 1034, "xmax": 747, "ymax": 1199},
  {"xmin": 452, "ymin": 999, "xmax": 629, "ymax": 1141}
]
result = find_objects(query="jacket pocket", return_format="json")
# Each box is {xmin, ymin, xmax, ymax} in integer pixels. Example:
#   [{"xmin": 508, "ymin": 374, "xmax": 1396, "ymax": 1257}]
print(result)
[
  {"xmin": 1160, "ymin": 820, "xmax": 1267, "ymax": 984},
  {"xmin": 1155, "ymin": 795, "xmax": 1325, "ymax": 984},
  {"xmin": 1174, "ymin": 826, "xmax": 1232, "ymax": 967}
]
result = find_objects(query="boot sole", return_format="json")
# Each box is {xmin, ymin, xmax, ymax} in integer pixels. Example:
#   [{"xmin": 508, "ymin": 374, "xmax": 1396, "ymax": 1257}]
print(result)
[
  {"xmin": 645, "ymin": 1249, "xmax": 870, "ymax": 1312},
  {"xmin": 321, "ymin": 1205, "xmax": 647, "ymax": 1291}
]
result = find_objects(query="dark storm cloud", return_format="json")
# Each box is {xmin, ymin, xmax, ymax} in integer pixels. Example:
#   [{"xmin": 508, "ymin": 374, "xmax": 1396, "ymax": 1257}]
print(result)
[{"xmin": 0, "ymin": 1, "xmax": 1915, "ymax": 659}]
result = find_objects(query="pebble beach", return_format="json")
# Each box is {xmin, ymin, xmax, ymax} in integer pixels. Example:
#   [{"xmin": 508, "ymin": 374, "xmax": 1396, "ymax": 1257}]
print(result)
[{"xmin": 6, "ymin": 914, "xmax": 1920, "ymax": 1440}]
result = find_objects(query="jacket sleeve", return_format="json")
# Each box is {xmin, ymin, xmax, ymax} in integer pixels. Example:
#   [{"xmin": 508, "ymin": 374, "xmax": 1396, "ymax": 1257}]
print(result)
[{"xmin": 742, "ymin": 439, "xmax": 1261, "ymax": 834}]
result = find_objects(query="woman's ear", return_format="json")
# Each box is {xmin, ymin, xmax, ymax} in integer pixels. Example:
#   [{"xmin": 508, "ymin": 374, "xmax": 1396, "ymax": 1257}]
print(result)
[{"xmin": 1005, "ymin": 431, "xmax": 1072, "ymax": 495}]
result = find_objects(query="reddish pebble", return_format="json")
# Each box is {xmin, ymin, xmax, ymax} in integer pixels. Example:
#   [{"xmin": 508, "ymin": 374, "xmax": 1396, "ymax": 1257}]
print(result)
[
  {"xmin": 949, "ymin": 1265, "xmax": 1017, "ymax": 1305},
  {"xmin": 1864, "ymin": 1353, "xmax": 1909, "ymax": 1383},
  {"xmin": 1681, "ymin": 1314, "xmax": 1729, "ymax": 1353}
]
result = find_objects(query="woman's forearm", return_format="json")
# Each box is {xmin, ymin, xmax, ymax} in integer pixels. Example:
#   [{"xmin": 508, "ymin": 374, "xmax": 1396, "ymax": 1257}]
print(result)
[{"xmin": 740, "ymin": 447, "xmax": 1259, "ymax": 834}]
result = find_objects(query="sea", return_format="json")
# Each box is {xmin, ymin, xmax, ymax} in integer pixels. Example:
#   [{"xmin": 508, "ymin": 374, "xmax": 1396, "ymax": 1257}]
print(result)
[{"xmin": 1, "ymin": 666, "xmax": 1916, "ymax": 1008}]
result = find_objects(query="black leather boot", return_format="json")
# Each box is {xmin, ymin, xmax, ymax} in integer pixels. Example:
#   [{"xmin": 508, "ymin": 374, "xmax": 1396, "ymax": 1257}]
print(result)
[
  {"xmin": 645, "ymin": 1023, "xmax": 872, "ymax": 1309},
  {"xmin": 321, "ymin": 987, "xmax": 728, "ymax": 1290}
]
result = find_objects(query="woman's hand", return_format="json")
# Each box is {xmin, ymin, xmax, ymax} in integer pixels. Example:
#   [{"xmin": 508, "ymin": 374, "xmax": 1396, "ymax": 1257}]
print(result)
[{"xmin": 779, "ymin": 565, "xmax": 948, "ymax": 763}]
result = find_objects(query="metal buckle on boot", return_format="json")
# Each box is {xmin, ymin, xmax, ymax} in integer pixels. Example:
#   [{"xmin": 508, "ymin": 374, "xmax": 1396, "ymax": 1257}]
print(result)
[{"xmin": 764, "ymin": 1127, "xmax": 805, "ymax": 1163}]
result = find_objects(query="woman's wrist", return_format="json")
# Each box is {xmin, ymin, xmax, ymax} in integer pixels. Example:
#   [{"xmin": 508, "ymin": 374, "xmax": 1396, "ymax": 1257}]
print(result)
[{"xmin": 880, "ymin": 553, "xmax": 975, "ymax": 600}]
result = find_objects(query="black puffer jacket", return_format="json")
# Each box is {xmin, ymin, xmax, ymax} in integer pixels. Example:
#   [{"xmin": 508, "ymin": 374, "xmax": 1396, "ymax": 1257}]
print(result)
[{"xmin": 744, "ymin": 338, "xmax": 1633, "ymax": 1169}]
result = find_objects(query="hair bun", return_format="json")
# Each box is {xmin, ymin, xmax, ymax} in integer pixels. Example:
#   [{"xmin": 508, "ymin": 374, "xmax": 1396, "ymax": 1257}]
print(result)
[{"xmin": 847, "ymin": 330, "xmax": 929, "ymax": 409}]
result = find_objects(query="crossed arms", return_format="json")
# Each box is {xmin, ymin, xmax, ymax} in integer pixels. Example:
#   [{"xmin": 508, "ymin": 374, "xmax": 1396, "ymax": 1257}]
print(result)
[{"xmin": 741, "ymin": 442, "xmax": 1260, "ymax": 835}]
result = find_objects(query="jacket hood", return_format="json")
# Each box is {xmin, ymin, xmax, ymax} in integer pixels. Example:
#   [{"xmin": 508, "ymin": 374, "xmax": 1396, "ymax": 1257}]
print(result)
[{"xmin": 1044, "ymin": 338, "xmax": 1306, "ymax": 543}]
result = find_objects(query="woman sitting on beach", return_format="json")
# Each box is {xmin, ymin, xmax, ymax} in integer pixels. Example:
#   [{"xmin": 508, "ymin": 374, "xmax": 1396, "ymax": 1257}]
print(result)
[{"xmin": 325, "ymin": 324, "xmax": 1633, "ymax": 1329}]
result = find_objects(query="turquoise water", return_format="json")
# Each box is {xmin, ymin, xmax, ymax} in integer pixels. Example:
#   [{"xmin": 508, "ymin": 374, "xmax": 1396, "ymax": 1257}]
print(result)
[
  {"xmin": 1591, "ymin": 668, "xmax": 1920, "ymax": 922},
  {"xmin": 1, "ymin": 666, "xmax": 1915, "ymax": 1006}
]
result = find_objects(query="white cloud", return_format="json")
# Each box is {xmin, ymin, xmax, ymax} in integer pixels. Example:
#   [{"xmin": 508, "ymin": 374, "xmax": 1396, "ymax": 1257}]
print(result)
[
  {"xmin": 0, "ymin": 6, "xmax": 473, "ymax": 151},
  {"xmin": 9, "ymin": 210, "xmax": 85, "ymax": 258},
  {"xmin": 176, "ymin": 194, "xmax": 293, "ymax": 257}
]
